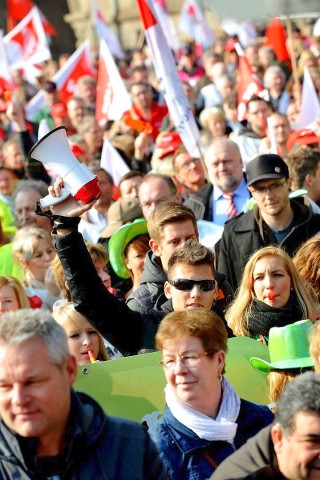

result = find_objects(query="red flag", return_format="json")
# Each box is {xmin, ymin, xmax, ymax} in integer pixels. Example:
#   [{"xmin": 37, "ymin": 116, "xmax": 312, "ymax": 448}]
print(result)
[
  {"xmin": 6, "ymin": 0, "xmax": 57, "ymax": 36},
  {"xmin": 7, "ymin": 0, "xmax": 33, "ymax": 30},
  {"xmin": 236, "ymin": 44, "xmax": 263, "ymax": 121},
  {"xmin": 265, "ymin": 18, "xmax": 290, "ymax": 62}
]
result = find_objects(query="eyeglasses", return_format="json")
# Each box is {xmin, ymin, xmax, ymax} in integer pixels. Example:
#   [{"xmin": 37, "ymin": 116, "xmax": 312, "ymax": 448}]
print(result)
[
  {"xmin": 160, "ymin": 351, "xmax": 213, "ymax": 370},
  {"xmin": 179, "ymin": 158, "xmax": 200, "ymax": 171},
  {"xmin": 168, "ymin": 278, "xmax": 217, "ymax": 292},
  {"xmin": 251, "ymin": 179, "xmax": 287, "ymax": 196}
]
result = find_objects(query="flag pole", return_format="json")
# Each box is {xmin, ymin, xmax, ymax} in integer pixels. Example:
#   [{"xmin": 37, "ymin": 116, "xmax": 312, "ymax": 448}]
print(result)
[
  {"xmin": 285, "ymin": 17, "xmax": 299, "ymax": 89},
  {"xmin": 196, "ymin": 142, "xmax": 208, "ymax": 181}
]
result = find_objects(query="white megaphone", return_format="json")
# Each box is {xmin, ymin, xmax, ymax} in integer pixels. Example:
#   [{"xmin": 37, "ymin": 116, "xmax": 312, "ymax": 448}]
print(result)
[{"xmin": 29, "ymin": 126, "xmax": 102, "ymax": 208}]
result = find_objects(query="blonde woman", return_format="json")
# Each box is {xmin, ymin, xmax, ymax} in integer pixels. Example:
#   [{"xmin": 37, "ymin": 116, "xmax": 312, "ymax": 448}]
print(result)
[
  {"xmin": 226, "ymin": 246, "xmax": 319, "ymax": 343},
  {"xmin": 199, "ymin": 107, "xmax": 232, "ymax": 147},
  {"xmin": 52, "ymin": 302, "xmax": 109, "ymax": 365},
  {"xmin": 0, "ymin": 275, "xmax": 29, "ymax": 314},
  {"xmin": 12, "ymin": 226, "xmax": 57, "ymax": 309}
]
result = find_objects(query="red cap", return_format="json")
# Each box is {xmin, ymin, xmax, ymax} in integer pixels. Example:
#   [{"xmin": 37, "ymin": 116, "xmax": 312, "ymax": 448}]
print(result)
[
  {"xmin": 51, "ymin": 102, "xmax": 68, "ymax": 118},
  {"xmin": 156, "ymin": 131, "xmax": 182, "ymax": 159},
  {"xmin": 286, "ymin": 128, "xmax": 320, "ymax": 151}
]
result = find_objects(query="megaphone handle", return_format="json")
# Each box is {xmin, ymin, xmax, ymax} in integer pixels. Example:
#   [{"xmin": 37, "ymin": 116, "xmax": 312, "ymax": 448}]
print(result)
[{"xmin": 40, "ymin": 187, "xmax": 71, "ymax": 208}]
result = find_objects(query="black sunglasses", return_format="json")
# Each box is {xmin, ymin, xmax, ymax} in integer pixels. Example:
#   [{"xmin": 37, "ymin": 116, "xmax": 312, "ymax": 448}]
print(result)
[{"xmin": 168, "ymin": 279, "xmax": 217, "ymax": 292}]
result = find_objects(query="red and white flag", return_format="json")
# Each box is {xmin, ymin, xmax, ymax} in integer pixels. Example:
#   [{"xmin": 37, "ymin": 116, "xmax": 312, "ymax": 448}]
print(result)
[
  {"xmin": 0, "ymin": 34, "xmax": 13, "ymax": 94},
  {"xmin": 6, "ymin": 0, "xmax": 56, "ymax": 35},
  {"xmin": 100, "ymin": 138, "xmax": 130, "ymax": 186},
  {"xmin": 300, "ymin": 66, "xmax": 320, "ymax": 128},
  {"xmin": 25, "ymin": 40, "xmax": 94, "ymax": 120},
  {"xmin": 235, "ymin": 43, "xmax": 263, "ymax": 121},
  {"xmin": 91, "ymin": 0, "xmax": 124, "ymax": 59},
  {"xmin": 178, "ymin": 0, "xmax": 215, "ymax": 50},
  {"xmin": 95, "ymin": 40, "xmax": 131, "ymax": 126},
  {"xmin": 3, "ymin": 6, "xmax": 51, "ymax": 83},
  {"xmin": 136, "ymin": 0, "xmax": 201, "ymax": 157},
  {"xmin": 153, "ymin": 0, "xmax": 180, "ymax": 53}
]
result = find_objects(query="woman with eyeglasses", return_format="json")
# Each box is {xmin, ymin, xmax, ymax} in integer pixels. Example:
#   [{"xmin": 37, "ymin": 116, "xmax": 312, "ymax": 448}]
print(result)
[
  {"xmin": 226, "ymin": 246, "xmax": 320, "ymax": 344},
  {"xmin": 149, "ymin": 309, "xmax": 273, "ymax": 480}
]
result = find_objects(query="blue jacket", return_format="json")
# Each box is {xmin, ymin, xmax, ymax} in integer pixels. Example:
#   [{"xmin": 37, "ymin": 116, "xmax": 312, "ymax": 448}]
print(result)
[
  {"xmin": 149, "ymin": 400, "xmax": 273, "ymax": 480},
  {"xmin": 0, "ymin": 390, "xmax": 168, "ymax": 479}
]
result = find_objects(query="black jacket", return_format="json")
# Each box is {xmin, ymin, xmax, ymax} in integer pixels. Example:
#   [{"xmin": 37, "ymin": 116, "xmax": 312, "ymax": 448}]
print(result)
[
  {"xmin": 54, "ymin": 228, "xmax": 234, "ymax": 356},
  {"xmin": 211, "ymin": 425, "xmax": 276, "ymax": 480},
  {"xmin": 184, "ymin": 184, "xmax": 213, "ymax": 221},
  {"xmin": 127, "ymin": 250, "xmax": 167, "ymax": 314},
  {"xmin": 0, "ymin": 390, "xmax": 167, "ymax": 479},
  {"xmin": 217, "ymin": 199, "xmax": 320, "ymax": 291}
]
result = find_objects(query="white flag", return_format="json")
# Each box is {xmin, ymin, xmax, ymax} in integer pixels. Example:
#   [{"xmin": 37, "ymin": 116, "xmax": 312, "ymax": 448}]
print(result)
[
  {"xmin": 300, "ymin": 67, "xmax": 320, "ymax": 128},
  {"xmin": 153, "ymin": 0, "xmax": 180, "ymax": 53},
  {"xmin": 95, "ymin": 39, "xmax": 132, "ymax": 125},
  {"xmin": 100, "ymin": 138, "xmax": 130, "ymax": 186},
  {"xmin": 178, "ymin": 0, "xmax": 215, "ymax": 50},
  {"xmin": 91, "ymin": 0, "xmax": 125, "ymax": 59},
  {"xmin": 136, "ymin": 0, "xmax": 201, "ymax": 157}
]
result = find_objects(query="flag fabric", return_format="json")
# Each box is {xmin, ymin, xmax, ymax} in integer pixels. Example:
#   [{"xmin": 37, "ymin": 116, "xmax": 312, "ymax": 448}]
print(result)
[
  {"xmin": 153, "ymin": 0, "xmax": 180, "ymax": 53},
  {"xmin": 178, "ymin": 0, "xmax": 215, "ymax": 51},
  {"xmin": 100, "ymin": 138, "xmax": 130, "ymax": 186},
  {"xmin": 235, "ymin": 43, "xmax": 263, "ymax": 121},
  {"xmin": 300, "ymin": 66, "xmax": 320, "ymax": 128},
  {"xmin": 6, "ymin": 0, "xmax": 33, "ymax": 31},
  {"xmin": 91, "ymin": 0, "xmax": 125, "ymax": 59},
  {"xmin": 6, "ymin": 0, "xmax": 57, "ymax": 36},
  {"xmin": 136, "ymin": 0, "xmax": 201, "ymax": 157},
  {"xmin": 3, "ymin": 6, "xmax": 51, "ymax": 84},
  {"xmin": 264, "ymin": 18, "xmax": 290, "ymax": 62},
  {"xmin": 25, "ymin": 40, "xmax": 94, "ymax": 121},
  {"xmin": 0, "ymin": 34, "xmax": 13, "ymax": 94},
  {"xmin": 95, "ymin": 40, "xmax": 132, "ymax": 126}
]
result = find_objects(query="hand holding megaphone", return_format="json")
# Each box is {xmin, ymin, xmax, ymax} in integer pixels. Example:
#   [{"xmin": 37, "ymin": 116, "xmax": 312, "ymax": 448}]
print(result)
[
  {"xmin": 48, "ymin": 177, "xmax": 98, "ymax": 218},
  {"xmin": 28, "ymin": 126, "xmax": 102, "ymax": 208}
]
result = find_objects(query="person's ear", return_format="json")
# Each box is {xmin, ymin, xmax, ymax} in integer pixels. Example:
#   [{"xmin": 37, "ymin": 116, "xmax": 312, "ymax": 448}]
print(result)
[
  {"xmin": 271, "ymin": 424, "xmax": 285, "ymax": 455},
  {"xmin": 164, "ymin": 281, "xmax": 172, "ymax": 299},
  {"xmin": 304, "ymin": 173, "xmax": 313, "ymax": 188},
  {"xmin": 64, "ymin": 280, "xmax": 69, "ymax": 291},
  {"xmin": 65, "ymin": 355, "xmax": 78, "ymax": 385},
  {"xmin": 149, "ymin": 239, "xmax": 162, "ymax": 257},
  {"xmin": 217, "ymin": 350, "xmax": 225, "ymax": 373}
]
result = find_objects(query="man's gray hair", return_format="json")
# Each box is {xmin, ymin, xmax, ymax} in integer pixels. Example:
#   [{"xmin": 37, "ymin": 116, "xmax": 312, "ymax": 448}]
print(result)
[
  {"xmin": 275, "ymin": 372, "xmax": 320, "ymax": 436},
  {"xmin": 0, "ymin": 309, "xmax": 70, "ymax": 367},
  {"xmin": 13, "ymin": 179, "xmax": 49, "ymax": 203}
]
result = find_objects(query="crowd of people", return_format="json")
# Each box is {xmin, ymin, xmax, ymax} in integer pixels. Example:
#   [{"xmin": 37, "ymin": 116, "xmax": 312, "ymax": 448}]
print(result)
[{"xmin": 0, "ymin": 12, "xmax": 319, "ymax": 480}]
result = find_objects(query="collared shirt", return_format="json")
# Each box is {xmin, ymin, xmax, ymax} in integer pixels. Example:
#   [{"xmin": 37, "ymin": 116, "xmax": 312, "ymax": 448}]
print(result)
[{"xmin": 212, "ymin": 177, "xmax": 250, "ymax": 226}]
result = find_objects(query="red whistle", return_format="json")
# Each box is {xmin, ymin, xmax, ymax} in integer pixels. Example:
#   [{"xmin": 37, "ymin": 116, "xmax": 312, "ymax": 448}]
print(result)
[{"xmin": 268, "ymin": 292, "xmax": 275, "ymax": 301}]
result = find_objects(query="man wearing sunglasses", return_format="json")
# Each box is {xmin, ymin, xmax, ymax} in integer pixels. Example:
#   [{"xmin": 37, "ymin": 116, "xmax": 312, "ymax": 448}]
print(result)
[
  {"xmin": 218, "ymin": 153, "xmax": 320, "ymax": 291},
  {"xmin": 40, "ymin": 180, "xmax": 227, "ymax": 355}
]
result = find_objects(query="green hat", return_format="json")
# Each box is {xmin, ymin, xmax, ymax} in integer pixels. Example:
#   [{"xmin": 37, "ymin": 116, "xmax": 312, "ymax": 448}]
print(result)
[
  {"xmin": 108, "ymin": 219, "xmax": 148, "ymax": 279},
  {"xmin": 250, "ymin": 320, "xmax": 314, "ymax": 373}
]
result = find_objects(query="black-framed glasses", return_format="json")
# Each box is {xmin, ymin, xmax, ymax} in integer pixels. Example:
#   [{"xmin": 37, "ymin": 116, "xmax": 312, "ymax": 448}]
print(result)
[
  {"xmin": 168, "ymin": 278, "xmax": 217, "ymax": 292},
  {"xmin": 160, "ymin": 351, "xmax": 214, "ymax": 370},
  {"xmin": 251, "ymin": 179, "xmax": 287, "ymax": 196}
]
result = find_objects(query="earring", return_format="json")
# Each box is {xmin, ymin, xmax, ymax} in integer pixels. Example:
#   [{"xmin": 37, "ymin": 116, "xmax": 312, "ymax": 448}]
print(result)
[{"xmin": 218, "ymin": 373, "xmax": 222, "ymax": 381}]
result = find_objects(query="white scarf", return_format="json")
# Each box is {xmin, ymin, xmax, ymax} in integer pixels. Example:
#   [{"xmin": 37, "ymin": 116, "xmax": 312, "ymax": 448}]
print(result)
[{"xmin": 165, "ymin": 377, "xmax": 241, "ymax": 443}]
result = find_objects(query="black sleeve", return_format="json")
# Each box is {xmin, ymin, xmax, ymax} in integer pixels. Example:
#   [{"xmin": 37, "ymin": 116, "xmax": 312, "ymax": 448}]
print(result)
[{"xmin": 53, "ymin": 228, "xmax": 145, "ymax": 355}]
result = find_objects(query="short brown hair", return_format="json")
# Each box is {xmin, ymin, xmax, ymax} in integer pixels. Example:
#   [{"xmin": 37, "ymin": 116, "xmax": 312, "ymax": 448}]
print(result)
[
  {"xmin": 147, "ymin": 202, "xmax": 198, "ymax": 242},
  {"xmin": 86, "ymin": 242, "xmax": 108, "ymax": 265},
  {"xmin": 287, "ymin": 146, "xmax": 320, "ymax": 189},
  {"xmin": 167, "ymin": 239, "xmax": 215, "ymax": 278},
  {"xmin": 293, "ymin": 235, "xmax": 320, "ymax": 300},
  {"xmin": 155, "ymin": 309, "xmax": 227, "ymax": 355},
  {"xmin": 118, "ymin": 170, "xmax": 145, "ymax": 196}
]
